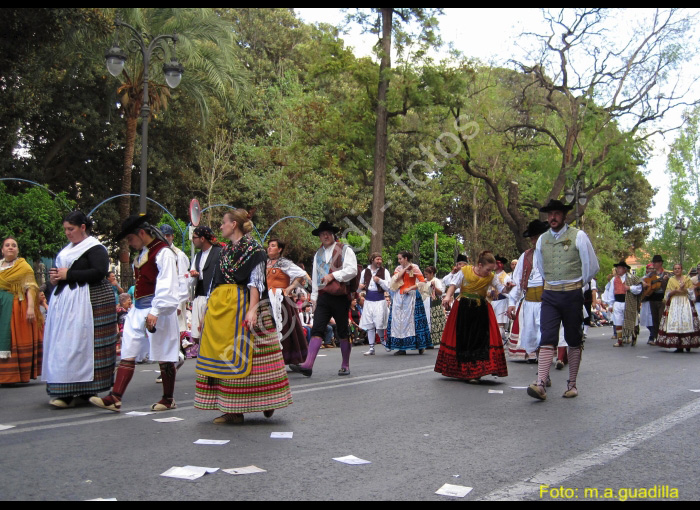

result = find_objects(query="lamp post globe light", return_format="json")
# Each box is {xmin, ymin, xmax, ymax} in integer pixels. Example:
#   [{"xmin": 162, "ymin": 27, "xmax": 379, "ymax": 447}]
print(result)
[
  {"xmin": 674, "ymin": 218, "xmax": 688, "ymax": 267},
  {"xmin": 564, "ymin": 178, "xmax": 588, "ymax": 226},
  {"xmin": 105, "ymin": 18, "xmax": 184, "ymax": 216}
]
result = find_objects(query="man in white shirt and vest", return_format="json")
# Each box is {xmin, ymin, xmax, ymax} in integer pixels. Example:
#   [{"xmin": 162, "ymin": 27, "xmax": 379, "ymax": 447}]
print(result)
[
  {"xmin": 290, "ymin": 220, "xmax": 358, "ymax": 377},
  {"xmin": 528, "ymin": 199, "xmax": 599, "ymax": 401}
]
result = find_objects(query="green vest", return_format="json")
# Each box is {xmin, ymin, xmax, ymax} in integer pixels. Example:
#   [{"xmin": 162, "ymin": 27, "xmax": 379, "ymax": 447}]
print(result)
[{"xmin": 541, "ymin": 226, "xmax": 582, "ymax": 282}]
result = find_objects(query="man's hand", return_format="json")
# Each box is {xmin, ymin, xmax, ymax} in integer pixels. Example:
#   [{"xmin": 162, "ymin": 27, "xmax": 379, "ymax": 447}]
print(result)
[
  {"xmin": 146, "ymin": 314, "xmax": 157, "ymax": 332},
  {"xmin": 507, "ymin": 306, "xmax": 516, "ymax": 320},
  {"xmin": 321, "ymin": 273, "xmax": 335, "ymax": 285}
]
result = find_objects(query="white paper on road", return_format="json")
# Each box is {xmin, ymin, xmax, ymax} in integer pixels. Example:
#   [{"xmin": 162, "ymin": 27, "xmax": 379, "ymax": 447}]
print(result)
[
  {"xmin": 0, "ymin": 424, "xmax": 16, "ymax": 431},
  {"xmin": 435, "ymin": 483, "xmax": 473, "ymax": 497},
  {"xmin": 689, "ymin": 390, "xmax": 700, "ymax": 393},
  {"xmin": 161, "ymin": 466, "xmax": 212, "ymax": 480},
  {"xmin": 194, "ymin": 439, "xmax": 230, "ymax": 445},
  {"xmin": 333, "ymin": 455, "xmax": 371, "ymax": 465},
  {"xmin": 86, "ymin": 498, "xmax": 118, "ymax": 501},
  {"xmin": 125, "ymin": 411, "xmax": 155, "ymax": 416},
  {"xmin": 317, "ymin": 354, "xmax": 327, "ymax": 357},
  {"xmin": 510, "ymin": 386, "xmax": 528, "ymax": 389},
  {"xmin": 153, "ymin": 417, "xmax": 184, "ymax": 423},
  {"xmin": 488, "ymin": 389, "xmax": 504, "ymax": 394},
  {"xmin": 270, "ymin": 432, "xmax": 293, "ymax": 439},
  {"xmin": 222, "ymin": 466, "xmax": 267, "ymax": 475},
  {"xmin": 637, "ymin": 356, "xmax": 649, "ymax": 359},
  {"xmin": 184, "ymin": 465, "xmax": 219, "ymax": 474}
]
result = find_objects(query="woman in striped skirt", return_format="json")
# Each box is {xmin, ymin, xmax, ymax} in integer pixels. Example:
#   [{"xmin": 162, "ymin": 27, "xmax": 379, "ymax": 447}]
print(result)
[
  {"xmin": 194, "ymin": 209, "xmax": 292, "ymax": 424},
  {"xmin": 0, "ymin": 238, "xmax": 43, "ymax": 385},
  {"xmin": 42, "ymin": 211, "xmax": 118, "ymax": 407}
]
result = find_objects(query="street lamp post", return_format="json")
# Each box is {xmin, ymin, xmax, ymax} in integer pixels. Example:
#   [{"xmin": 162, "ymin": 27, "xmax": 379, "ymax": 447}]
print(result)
[
  {"xmin": 105, "ymin": 18, "xmax": 184, "ymax": 216},
  {"xmin": 675, "ymin": 218, "xmax": 688, "ymax": 267},
  {"xmin": 564, "ymin": 179, "xmax": 588, "ymax": 226}
]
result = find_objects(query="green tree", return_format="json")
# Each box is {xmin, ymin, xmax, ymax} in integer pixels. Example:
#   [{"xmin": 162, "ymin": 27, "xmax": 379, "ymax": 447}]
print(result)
[
  {"xmin": 345, "ymin": 8, "xmax": 444, "ymax": 255},
  {"xmin": 442, "ymin": 9, "xmax": 696, "ymax": 253},
  {"xmin": 389, "ymin": 221, "xmax": 462, "ymax": 276},
  {"xmin": 648, "ymin": 105, "xmax": 700, "ymax": 268},
  {"xmin": 0, "ymin": 183, "xmax": 75, "ymax": 262},
  {"xmin": 106, "ymin": 8, "xmax": 250, "ymax": 274}
]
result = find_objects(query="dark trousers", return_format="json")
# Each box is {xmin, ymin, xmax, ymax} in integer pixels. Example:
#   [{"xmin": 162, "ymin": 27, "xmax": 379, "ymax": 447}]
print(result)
[
  {"xmin": 540, "ymin": 288, "xmax": 584, "ymax": 348},
  {"xmin": 311, "ymin": 292, "xmax": 350, "ymax": 340},
  {"xmin": 648, "ymin": 299, "xmax": 664, "ymax": 339}
]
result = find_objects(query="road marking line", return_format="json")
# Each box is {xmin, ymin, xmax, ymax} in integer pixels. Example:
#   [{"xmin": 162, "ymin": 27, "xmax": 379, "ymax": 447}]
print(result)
[
  {"xmin": 0, "ymin": 366, "xmax": 438, "ymax": 435},
  {"xmin": 479, "ymin": 396, "xmax": 700, "ymax": 500}
]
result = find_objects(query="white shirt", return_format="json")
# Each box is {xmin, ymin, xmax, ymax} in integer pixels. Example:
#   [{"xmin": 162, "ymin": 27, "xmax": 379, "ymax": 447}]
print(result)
[
  {"xmin": 360, "ymin": 265, "xmax": 391, "ymax": 293},
  {"xmin": 508, "ymin": 250, "xmax": 544, "ymax": 307},
  {"xmin": 134, "ymin": 247, "xmax": 179, "ymax": 318},
  {"xmin": 190, "ymin": 246, "xmax": 212, "ymax": 280},
  {"xmin": 449, "ymin": 269, "xmax": 508, "ymax": 293},
  {"xmin": 311, "ymin": 242, "xmax": 358, "ymax": 302},
  {"xmin": 534, "ymin": 224, "xmax": 600, "ymax": 286}
]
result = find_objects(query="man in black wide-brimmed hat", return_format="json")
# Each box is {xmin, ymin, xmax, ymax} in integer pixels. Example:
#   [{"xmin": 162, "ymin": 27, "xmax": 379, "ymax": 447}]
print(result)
[
  {"xmin": 506, "ymin": 219, "xmax": 549, "ymax": 363},
  {"xmin": 528, "ymin": 199, "xmax": 599, "ymax": 401},
  {"xmin": 90, "ymin": 215, "xmax": 181, "ymax": 413},
  {"xmin": 289, "ymin": 220, "xmax": 358, "ymax": 377}
]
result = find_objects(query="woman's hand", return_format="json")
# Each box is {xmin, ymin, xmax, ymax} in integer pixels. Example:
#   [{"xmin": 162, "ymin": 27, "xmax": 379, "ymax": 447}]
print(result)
[
  {"xmin": 244, "ymin": 309, "xmax": 257, "ymax": 330},
  {"xmin": 26, "ymin": 308, "xmax": 35, "ymax": 323}
]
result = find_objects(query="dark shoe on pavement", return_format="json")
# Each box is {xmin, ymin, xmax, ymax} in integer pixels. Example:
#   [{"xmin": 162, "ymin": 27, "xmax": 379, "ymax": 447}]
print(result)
[
  {"xmin": 289, "ymin": 364, "xmax": 312, "ymax": 377},
  {"xmin": 394, "ymin": 350, "xmax": 407, "ymax": 356},
  {"xmin": 338, "ymin": 368, "xmax": 350, "ymax": 376}
]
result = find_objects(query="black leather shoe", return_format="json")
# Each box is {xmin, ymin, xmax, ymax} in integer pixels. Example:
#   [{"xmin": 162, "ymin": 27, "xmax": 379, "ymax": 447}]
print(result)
[
  {"xmin": 289, "ymin": 364, "xmax": 312, "ymax": 377},
  {"xmin": 338, "ymin": 368, "xmax": 350, "ymax": 376}
]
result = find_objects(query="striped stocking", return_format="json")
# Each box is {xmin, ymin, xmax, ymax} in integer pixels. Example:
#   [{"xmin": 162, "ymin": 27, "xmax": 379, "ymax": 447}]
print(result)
[
  {"xmin": 537, "ymin": 346, "xmax": 554, "ymax": 386},
  {"xmin": 567, "ymin": 346, "xmax": 582, "ymax": 388}
]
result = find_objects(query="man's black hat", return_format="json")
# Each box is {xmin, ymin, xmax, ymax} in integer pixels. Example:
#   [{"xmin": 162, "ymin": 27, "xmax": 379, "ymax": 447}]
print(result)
[
  {"xmin": 456, "ymin": 254, "xmax": 468, "ymax": 263},
  {"xmin": 651, "ymin": 254, "xmax": 663, "ymax": 263},
  {"xmin": 613, "ymin": 260, "xmax": 631, "ymax": 270},
  {"xmin": 115, "ymin": 214, "xmax": 150, "ymax": 242},
  {"xmin": 523, "ymin": 219, "xmax": 550, "ymax": 238},
  {"xmin": 311, "ymin": 220, "xmax": 340, "ymax": 236},
  {"xmin": 539, "ymin": 199, "xmax": 574, "ymax": 213},
  {"xmin": 495, "ymin": 254, "xmax": 509, "ymax": 265}
]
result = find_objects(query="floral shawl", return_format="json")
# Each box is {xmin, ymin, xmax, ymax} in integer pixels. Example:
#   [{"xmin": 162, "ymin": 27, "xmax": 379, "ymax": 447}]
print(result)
[{"xmin": 214, "ymin": 234, "xmax": 267, "ymax": 288}]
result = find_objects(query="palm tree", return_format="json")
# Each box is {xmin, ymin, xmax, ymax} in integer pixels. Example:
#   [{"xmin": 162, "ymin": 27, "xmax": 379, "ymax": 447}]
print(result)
[{"xmin": 108, "ymin": 8, "xmax": 249, "ymax": 279}]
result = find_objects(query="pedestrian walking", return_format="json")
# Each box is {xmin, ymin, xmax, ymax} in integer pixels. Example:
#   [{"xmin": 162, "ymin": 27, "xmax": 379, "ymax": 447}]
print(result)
[
  {"xmin": 194, "ymin": 209, "xmax": 292, "ymax": 424},
  {"xmin": 652, "ymin": 263, "xmax": 700, "ymax": 352},
  {"xmin": 434, "ymin": 250, "xmax": 509, "ymax": 382},
  {"xmin": 357, "ymin": 252, "xmax": 390, "ymax": 356},
  {"xmin": 527, "ymin": 199, "xmax": 599, "ymax": 401},
  {"xmin": 42, "ymin": 211, "xmax": 118, "ymax": 408},
  {"xmin": 90, "ymin": 215, "xmax": 180, "ymax": 412},
  {"xmin": 0, "ymin": 237, "xmax": 43, "ymax": 385},
  {"xmin": 386, "ymin": 251, "xmax": 431, "ymax": 355},
  {"xmin": 289, "ymin": 220, "xmax": 358, "ymax": 377}
]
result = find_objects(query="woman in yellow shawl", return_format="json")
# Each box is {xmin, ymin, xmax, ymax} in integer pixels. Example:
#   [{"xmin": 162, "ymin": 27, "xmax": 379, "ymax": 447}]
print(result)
[
  {"xmin": 434, "ymin": 250, "xmax": 509, "ymax": 382},
  {"xmin": 653, "ymin": 263, "xmax": 700, "ymax": 352},
  {"xmin": 0, "ymin": 237, "xmax": 43, "ymax": 385}
]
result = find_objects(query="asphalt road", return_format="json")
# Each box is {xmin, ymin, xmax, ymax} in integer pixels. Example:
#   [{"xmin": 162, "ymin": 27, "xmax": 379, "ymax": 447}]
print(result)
[{"xmin": 0, "ymin": 325, "xmax": 698, "ymax": 501}]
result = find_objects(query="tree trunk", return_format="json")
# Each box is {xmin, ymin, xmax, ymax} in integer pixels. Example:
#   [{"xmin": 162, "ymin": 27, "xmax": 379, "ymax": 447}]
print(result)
[
  {"xmin": 369, "ymin": 8, "xmax": 393, "ymax": 256},
  {"xmin": 119, "ymin": 116, "xmax": 138, "ymax": 288}
]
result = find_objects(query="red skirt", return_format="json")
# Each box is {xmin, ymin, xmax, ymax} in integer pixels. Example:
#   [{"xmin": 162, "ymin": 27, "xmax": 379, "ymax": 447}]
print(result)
[{"xmin": 434, "ymin": 298, "xmax": 508, "ymax": 380}]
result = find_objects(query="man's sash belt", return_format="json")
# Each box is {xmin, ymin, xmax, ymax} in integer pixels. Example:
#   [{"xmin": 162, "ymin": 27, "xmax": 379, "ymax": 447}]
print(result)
[
  {"xmin": 525, "ymin": 286, "xmax": 544, "ymax": 302},
  {"xmin": 543, "ymin": 281, "xmax": 583, "ymax": 292}
]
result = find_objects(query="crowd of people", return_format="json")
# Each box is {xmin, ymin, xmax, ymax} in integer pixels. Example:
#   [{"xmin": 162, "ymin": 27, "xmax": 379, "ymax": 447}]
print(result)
[{"xmin": 1, "ymin": 199, "xmax": 698, "ymax": 422}]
